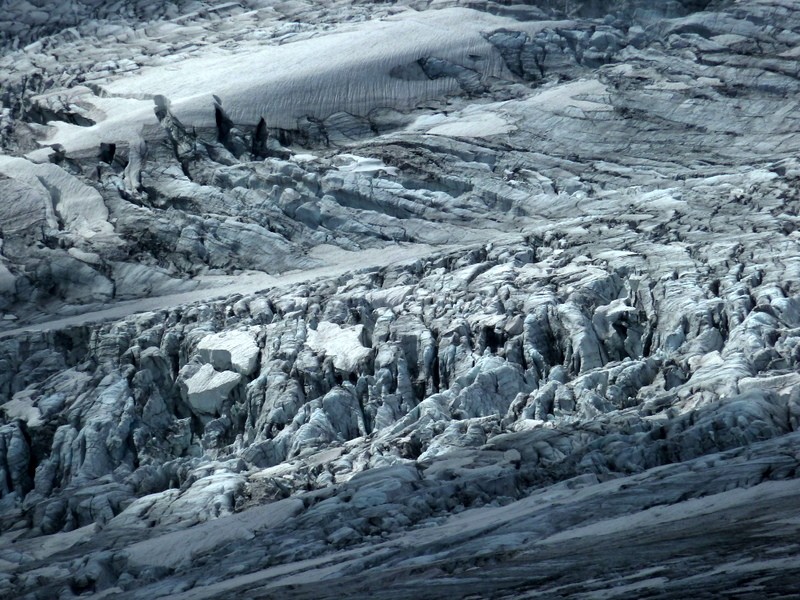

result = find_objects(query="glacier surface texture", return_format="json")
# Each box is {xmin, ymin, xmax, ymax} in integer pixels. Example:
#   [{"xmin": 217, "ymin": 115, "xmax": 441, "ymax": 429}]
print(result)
[{"xmin": 1, "ymin": 0, "xmax": 800, "ymax": 598}]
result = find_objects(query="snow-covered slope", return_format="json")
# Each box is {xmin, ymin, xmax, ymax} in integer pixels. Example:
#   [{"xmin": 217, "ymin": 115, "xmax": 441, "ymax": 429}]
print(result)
[{"xmin": 39, "ymin": 7, "xmax": 516, "ymax": 152}]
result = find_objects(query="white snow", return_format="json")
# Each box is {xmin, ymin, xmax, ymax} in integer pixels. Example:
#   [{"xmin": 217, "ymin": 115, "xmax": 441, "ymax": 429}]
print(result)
[
  {"xmin": 197, "ymin": 329, "xmax": 260, "ymax": 375},
  {"xmin": 307, "ymin": 321, "xmax": 372, "ymax": 372},
  {"xmin": 333, "ymin": 154, "xmax": 399, "ymax": 176},
  {"xmin": 183, "ymin": 364, "xmax": 242, "ymax": 415},
  {"xmin": 519, "ymin": 78, "xmax": 613, "ymax": 114},
  {"xmin": 36, "ymin": 8, "xmax": 514, "ymax": 153},
  {"xmin": 0, "ymin": 397, "xmax": 43, "ymax": 427},
  {"xmin": 426, "ymin": 111, "xmax": 514, "ymax": 138}
]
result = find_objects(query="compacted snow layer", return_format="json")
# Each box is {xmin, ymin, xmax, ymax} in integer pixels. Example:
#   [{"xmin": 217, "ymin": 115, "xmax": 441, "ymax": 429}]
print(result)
[
  {"xmin": 44, "ymin": 7, "xmax": 513, "ymax": 152},
  {"xmin": 1, "ymin": 0, "xmax": 800, "ymax": 598}
]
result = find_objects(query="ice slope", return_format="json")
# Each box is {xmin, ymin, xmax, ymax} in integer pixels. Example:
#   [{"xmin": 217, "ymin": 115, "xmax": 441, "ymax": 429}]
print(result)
[
  {"xmin": 0, "ymin": 155, "xmax": 117, "ymax": 242},
  {"xmin": 38, "ymin": 8, "xmax": 518, "ymax": 153}
]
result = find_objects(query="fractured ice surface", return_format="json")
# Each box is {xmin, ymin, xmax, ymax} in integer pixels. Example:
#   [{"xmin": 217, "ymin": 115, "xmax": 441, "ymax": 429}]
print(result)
[{"xmin": 1, "ymin": 0, "xmax": 800, "ymax": 598}]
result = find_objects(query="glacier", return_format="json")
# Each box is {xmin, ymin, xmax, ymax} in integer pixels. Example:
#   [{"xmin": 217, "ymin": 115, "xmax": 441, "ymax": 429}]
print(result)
[{"xmin": 1, "ymin": 0, "xmax": 799, "ymax": 598}]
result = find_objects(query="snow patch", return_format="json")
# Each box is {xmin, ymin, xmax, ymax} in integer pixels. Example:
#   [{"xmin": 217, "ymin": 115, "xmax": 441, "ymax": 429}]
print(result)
[
  {"xmin": 197, "ymin": 329, "xmax": 260, "ymax": 375},
  {"xmin": 307, "ymin": 321, "xmax": 372, "ymax": 372}
]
